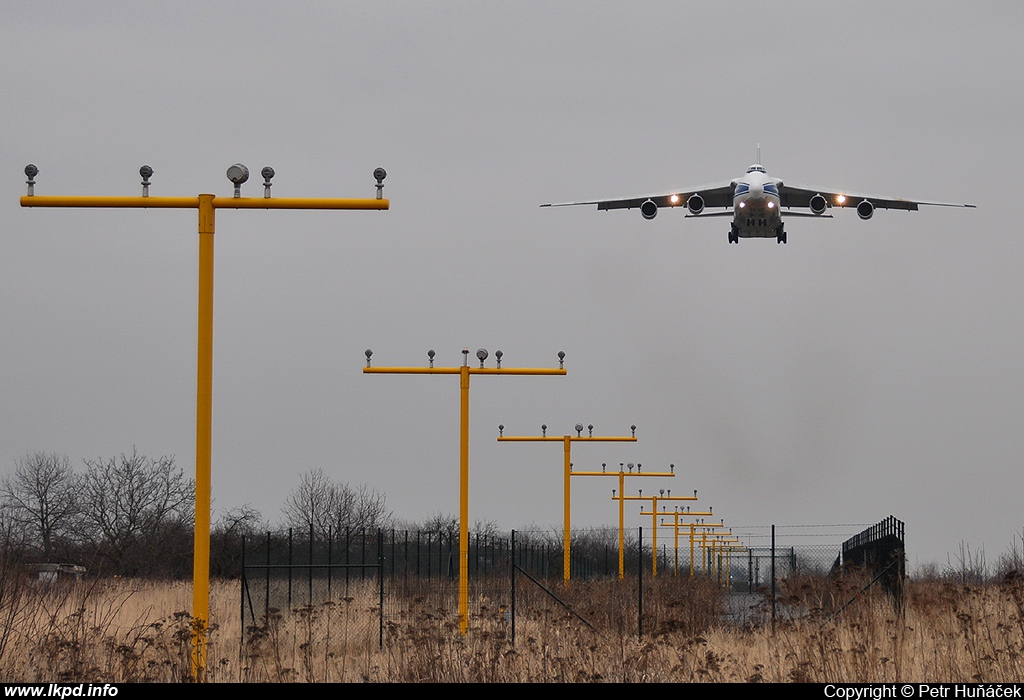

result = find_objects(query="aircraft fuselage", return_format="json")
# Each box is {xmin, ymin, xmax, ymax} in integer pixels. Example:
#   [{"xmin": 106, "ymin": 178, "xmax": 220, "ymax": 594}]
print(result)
[{"xmin": 732, "ymin": 166, "xmax": 782, "ymax": 239}]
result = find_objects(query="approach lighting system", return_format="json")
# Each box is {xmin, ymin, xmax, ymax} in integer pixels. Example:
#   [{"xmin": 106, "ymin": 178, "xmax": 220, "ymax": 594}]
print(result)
[
  {"xmin": 498, "ymin": 423, "xmax": 640, "ymax": 581},
  {"xmin": 20, "ymin": 161, "xmax": 389, "ymax": 681},
  {"xmin": 363, "ymin": 348, "xmax": 565, "ymax": 632}
]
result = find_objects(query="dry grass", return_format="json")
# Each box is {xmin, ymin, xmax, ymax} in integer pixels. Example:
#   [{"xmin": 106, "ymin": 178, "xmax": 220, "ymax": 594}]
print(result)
[{"xmin": 1, "ymin": 571, "xmax": 1023, "ymax": 682}]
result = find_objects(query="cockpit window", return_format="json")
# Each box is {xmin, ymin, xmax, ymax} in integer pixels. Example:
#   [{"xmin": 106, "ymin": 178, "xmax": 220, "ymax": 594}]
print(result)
[
  {"xmin": 746, "ymin": 165, "xmax": 766, "ymax": 173},
  {"xmin": 763, "ymin": 183, "xmax": 778, "ymax": 195}
]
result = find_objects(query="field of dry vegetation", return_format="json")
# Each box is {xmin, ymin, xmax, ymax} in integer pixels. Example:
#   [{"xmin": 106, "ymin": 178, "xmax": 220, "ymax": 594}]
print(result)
[{"xmin": 1, "ymin": 569, "xmax": 1023, "ymax": 683}]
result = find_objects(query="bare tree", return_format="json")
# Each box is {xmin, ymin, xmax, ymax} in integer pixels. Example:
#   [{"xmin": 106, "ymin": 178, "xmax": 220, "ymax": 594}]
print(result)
[
  {"xmin": 210, "ymin": 504, "xmax": 266, "ymax": 577},
  {"xmin": 78, "ymin": 449, "xmax": 194, "ymax": 576},
  {"xmin": 282, "ymin": 469, "xmax": 391, "ymax": 537},
  {"xmin": 0, "ymin": 453, "xmax": 79, "ymax": 561}
]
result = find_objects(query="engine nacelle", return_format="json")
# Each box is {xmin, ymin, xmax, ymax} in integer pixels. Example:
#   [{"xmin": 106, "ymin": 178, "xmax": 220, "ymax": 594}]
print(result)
[
  {"xmin": 857, "ymin": 199, "xmax": 875, "ymax": 220},
  {"xmin": 686, "ymin": 194, "xmax": 704, "ymax": 215},
  {"xmin": 809, "ymin": 193, "xmax": 828, "ymax": 215},
  {"xmin": 640, "ymin": 199, "xmax": 658, "ymax": 220}
]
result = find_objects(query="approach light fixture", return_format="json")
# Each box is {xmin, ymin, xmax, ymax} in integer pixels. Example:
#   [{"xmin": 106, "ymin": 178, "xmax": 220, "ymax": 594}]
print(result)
[
  {"xmin": 261, "ymin": 167, "xmax": 275, "ymax": 198},
  {"xmin": 226, "ymin": 163, "xmax": 249, "ymax": 197},
  {"xmin": 140, "ymin": 165, "xmax": 153, "ymax": 197},
  {"xmin": 25, "ymin": 164, "xmax": 38, "ymax": 195},
  {"xmin": 476, "ymin": 348, "xmax": 488, "ymax": 367}
]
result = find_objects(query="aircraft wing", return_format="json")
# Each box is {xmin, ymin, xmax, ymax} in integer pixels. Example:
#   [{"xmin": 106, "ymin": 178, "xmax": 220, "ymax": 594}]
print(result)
[
  {"xmin": 541, "ymin": 179, "xmax": 736, "ymax": 212},
  {"xmin": 777, "ymin": 182, "xmax": 976, "ymax": 211}
]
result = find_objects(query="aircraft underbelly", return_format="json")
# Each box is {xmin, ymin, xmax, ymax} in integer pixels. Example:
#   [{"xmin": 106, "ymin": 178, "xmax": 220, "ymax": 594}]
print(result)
[{"xmin": 734, "ymin": 203, "xmax": 781, "ymax": 238}]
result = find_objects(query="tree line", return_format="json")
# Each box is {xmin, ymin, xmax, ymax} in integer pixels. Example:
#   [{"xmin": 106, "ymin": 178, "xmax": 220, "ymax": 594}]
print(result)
[{"xmin": 0, "ymin": 451, "xmax": 393, "ymax": 578}]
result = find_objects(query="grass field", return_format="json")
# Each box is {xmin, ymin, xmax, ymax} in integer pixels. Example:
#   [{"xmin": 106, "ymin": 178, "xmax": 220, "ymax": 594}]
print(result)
[{"xmin": 1, "ymin": 571, "xmax": 1022, "ymax": 682}]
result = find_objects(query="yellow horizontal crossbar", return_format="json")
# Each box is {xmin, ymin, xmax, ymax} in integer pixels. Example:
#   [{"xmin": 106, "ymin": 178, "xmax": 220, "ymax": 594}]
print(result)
[
  {"xmin": 21, "ymin": 195, "xmax": 389, "ymax": 211},
  {"xmin": 582, "ymin": 471, "xmax": 674, "ymax": 478},
  {"xmin": 216, "ymin": 197, "xmax": 388, "ymax": 210},
  {"xmin": 364, "ymin": 367, "xmax": 565, "ymax": 376},
  {"xmin": 21, "ymin": 196, "xmax": 199, "ymax": 208},
  {"xmin": 498, "ymin": 436, "xmax": 636, "ymax": 442}
]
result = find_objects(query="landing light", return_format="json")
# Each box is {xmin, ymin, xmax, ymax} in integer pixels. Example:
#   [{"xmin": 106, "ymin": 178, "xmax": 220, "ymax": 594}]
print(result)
[
  {"xmin": 738, "ymin": 202, "xmax": 745, "ymax": 208},
  {"xmin": 836, "ymin": 194, "xmax": 847, "ymax": 205},
  {"xmin": 670, "ymin": 194, "xmax": 679, "ymax": 205},
  {"xmin": 767, "ymin": 201, "xmax": 774, "ymax": 209}
]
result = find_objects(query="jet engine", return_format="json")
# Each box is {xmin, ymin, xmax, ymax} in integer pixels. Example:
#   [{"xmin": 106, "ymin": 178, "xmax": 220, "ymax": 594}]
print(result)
[
  {"xmin": 809, "ymin": 194, "xmax": 828, "ymax": 215},
  {"xmin": 857, "ymin": 200, "xmax": 875, "ymax": 220},
  {"xmin": 686, "ymin": 194, "xmax": 705, "ymax": 215},
  {"xmin": 640, "ymin": 199, "xmax": 658, "ymax": 220}
]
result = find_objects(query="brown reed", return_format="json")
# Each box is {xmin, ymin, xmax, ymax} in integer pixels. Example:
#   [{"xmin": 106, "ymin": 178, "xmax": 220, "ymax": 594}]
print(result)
[{"xmin": 1, "ymin": 570, "xmax": 1022, "ymax": 682}]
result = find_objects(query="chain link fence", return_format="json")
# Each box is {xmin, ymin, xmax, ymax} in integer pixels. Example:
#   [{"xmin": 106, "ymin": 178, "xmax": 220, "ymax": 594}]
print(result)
[{"xmin": 237, "ymin": 522, "xmax": 867, "ymax": 660}]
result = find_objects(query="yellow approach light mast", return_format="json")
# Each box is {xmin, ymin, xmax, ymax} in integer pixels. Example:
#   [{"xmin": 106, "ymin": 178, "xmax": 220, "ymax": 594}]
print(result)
[
  {"xmin": 20, "ymin": 163, "xmax": 389, "ymax": 681},
  {"xmin": 574, "ymin": 461, "xmax": 674, "ymax": 579},
  {"xmin": 497, "ymin": 423, "xmax": 637, "ymax": 583},
  {"xmin": 364, "ymin": 348, "xmax": 566, "ymax": 634},
  {"xmin": 663, "ymin": 506, "xmax": 715, "ymax": 576}
]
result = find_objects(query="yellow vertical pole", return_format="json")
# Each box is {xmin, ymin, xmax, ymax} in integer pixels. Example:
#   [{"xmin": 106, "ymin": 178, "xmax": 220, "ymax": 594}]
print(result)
[
  {"xmin": 459, "ymin": 360, "xmax": 470, "ymax": 635},
  {"xmin": 651, "ymin": 499, "xmax": 658, "ymax": 578},
  {"xmin": 563, "ymin": 436, "xmax": 571, "ymax": 584},
  {"xmin": 497, "ymin": 429, "xmax": 637, "ymax": 583},
  {"xmin": 192, "ymin": 193, "xmax": 215, "ymax": 681},
  {"xmin": 618, "ymin": 470, "xmax": 625, "ymax": 579},
  {"xmin": 673, "ymin": 512, "xmax": 679, "ymax": 576},
  {"xmin": 689, "ymin": 523, "xmax": 695, "ymax": 578}
]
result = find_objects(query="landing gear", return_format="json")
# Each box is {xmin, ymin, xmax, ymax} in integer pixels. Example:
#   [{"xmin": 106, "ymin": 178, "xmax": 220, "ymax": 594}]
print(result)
[
  {"xmin": 776, "ymin": 225, "xmax": 787, "ymax": 244},
  {"xmin": 729, "ymin": 224, "xmax": 739, "ymax": 244}
]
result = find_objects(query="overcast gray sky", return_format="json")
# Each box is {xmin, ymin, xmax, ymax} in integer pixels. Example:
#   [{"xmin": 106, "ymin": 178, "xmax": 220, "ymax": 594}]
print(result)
[{"xmin": 1, "ymin": 1, "xmax": 1020, "ymax": 570}]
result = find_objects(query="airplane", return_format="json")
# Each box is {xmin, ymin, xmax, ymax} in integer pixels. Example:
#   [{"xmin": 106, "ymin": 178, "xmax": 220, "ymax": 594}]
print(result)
[{"xmin": 542, "ymin": 158, "xmax": 975, "ymax": 244}]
